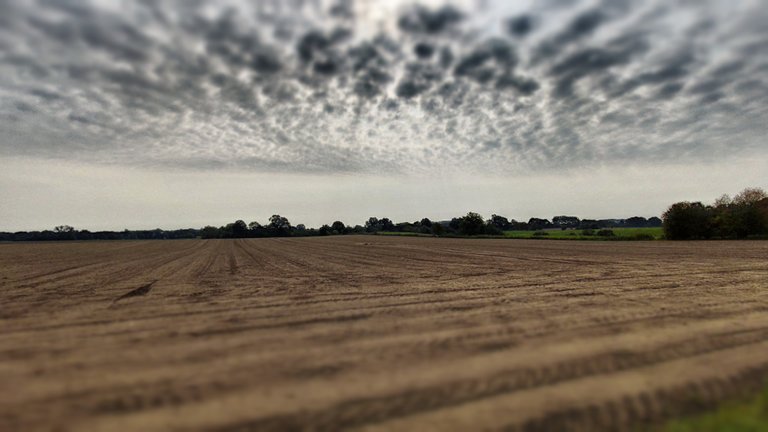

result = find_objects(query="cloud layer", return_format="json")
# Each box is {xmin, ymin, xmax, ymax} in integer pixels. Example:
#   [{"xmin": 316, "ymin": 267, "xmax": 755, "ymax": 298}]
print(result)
[{"xmin": 1, "ymin": 0, "xmax": 767, "ymax": 174}]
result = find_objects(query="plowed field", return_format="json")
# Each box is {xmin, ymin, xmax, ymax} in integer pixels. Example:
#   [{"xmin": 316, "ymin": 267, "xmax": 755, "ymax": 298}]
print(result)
[{"xmin": 1, "ymin": 237, "xmax": 767, "ymax": 431}]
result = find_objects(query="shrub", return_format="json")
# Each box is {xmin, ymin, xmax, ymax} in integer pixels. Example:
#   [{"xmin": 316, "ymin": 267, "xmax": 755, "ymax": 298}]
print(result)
[
  {"xmin": 581, "ymin": 229, "xmax": 595, "ymax": 236},
  {"xmin": 633, "ymin": 233, "xmax": 655, "ymax": 241},
  {"xmin": 596, "ymin": 229, "xmax": 615, "ymax": 237},
  {"xmin": 532, "ymin": 231, "xmax": 549, "ymax": 237}
]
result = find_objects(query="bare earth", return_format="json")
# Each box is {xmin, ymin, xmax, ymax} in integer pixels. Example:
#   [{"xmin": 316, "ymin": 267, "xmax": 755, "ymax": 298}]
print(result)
[{"xmin": 1, "ymin": 237, "xmax": 767, "ymax": 431}]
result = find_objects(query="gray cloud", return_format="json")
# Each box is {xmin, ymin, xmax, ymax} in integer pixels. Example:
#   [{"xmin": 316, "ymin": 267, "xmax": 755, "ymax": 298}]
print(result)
[
  {"xmin": 0, "ymin": 0, "xmax": 766, "ymax": 175},
  {"xmin": 397, "ymin": 5, "xmax": 464, "ymax": 34},
  {"xmin": 507, "ymin": 15, "xmax": 535, "ymax": 37}
]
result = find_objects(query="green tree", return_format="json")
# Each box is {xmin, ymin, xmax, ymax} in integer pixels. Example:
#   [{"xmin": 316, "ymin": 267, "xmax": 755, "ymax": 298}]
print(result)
[
  {"xmin": 200, "ymin": 226, "xmax": 221, "ymax": 239},
  {"xmin": 231, "ymin": 220, "xmax": 248, "ymax": 238},
  {"xmin": 459, "ymin": 212, "xmax": 485, "ymax": 236},
  {"xmin": 662, "ymin": 202, "xmax": 712, "ymax": 240},
  {"xmin": 331, "ymin": 221, "xmax": 346, "ymax": 234}
]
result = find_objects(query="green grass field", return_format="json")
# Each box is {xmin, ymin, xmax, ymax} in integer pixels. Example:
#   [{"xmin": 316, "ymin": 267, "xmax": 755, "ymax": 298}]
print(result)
[
  {"xmin": 652, "ymin": 384, "xmax": 768, "ymax": 432},
  {"xmin": 503, "ymin": 227, "xmax": 664, "ymax": 240},
  {"xmin": 376, "ymin": 227, "xmax": 664, "ymax": 240}
]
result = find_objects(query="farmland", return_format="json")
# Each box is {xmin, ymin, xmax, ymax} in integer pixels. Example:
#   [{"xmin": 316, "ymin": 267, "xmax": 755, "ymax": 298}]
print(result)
[
  {"xmin": 1, "ymin": 237, "xmax": 767, "ymax": 431},
  {"xmin": 503, "ymin": 227, "xmax": 665, "ymax": 240}
]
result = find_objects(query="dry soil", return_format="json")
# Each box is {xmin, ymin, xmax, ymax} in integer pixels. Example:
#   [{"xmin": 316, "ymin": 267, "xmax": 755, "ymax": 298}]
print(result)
[{"xmin": 1, "ymin": 237, "xmax": 767, "ymax": 431}]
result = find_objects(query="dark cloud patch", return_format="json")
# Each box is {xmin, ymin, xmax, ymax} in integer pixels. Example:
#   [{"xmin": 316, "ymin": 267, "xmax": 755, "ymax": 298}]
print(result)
[
  {"xmin": 496, "ymin": 74, "xmax": 540, "ymax": 95},
  {"xmin": 28, "ymin": 14, "xmax": 152, "ymax": 63},
  {"xmin": 67, "ymin": 113, "xmax": 95, "ymax": 125},
  {"xmin": 348, "ymin": 40, "xmax": 394, "ymax": 99},
  {"xmin": 611, "ymin": 53, "xmax": 694, "ymax": 96},
  {"xmin": 657, "ymin": 82, "xmax": 684, "ymax": 99},
  {"xmin": 532, "ymin": 4, "xmax": 634, "ymax": 64},
  {"xmin": 396, "ymin": 80, "xmax": 427, "ymax": 98},
  {"xmin": 353, "ymin": 68, "xmax": 391, "ymax": 99},
  {"xmin": 507, "ymin": 15, "xmax": 535, "ymax": 37},
  {"xmin": 14, "ymin": 101, "xmax": 36, "ymax": 113},
  {"xmin": 298, "ymin": 31, "xmax": 333, "ymax": 62},
  {"xmin": 414, "ymin": 43, "xmax": 435, "ymax": 59},
  {"xmin": 398, "ymin": 5, "xmax": 463, "ymax": 34},
  {"xmin": 329, "ymin": 0, "xmax": 354, "ymax": 18},
  {"xmin": 550, "ymin": 34, "xmax": 648, "ymax": 98},
  {"xmin": 29, "ymin": 88, "xmax": 63, "ymax": 101},
  {"xmin": 688, "ymin": 79, "xmax": 727, "ymax": 102},
  {"xmin": 439, "ymin": 47, "xmax": 454, "ymax": 68},
  {"xmin": 396, "ymin": 62, "xmax": 444, "ymax": 99},
  {"xmin": 454, "ymin": 39, "xmax": 517, "ymax": 83},
  {"xmin": 563, "ymin": 9, "xmax": 605, "ymax": 40},
  {"xmin": 198, "ymin": 12, "xmax": 284, "ymax": 76}
]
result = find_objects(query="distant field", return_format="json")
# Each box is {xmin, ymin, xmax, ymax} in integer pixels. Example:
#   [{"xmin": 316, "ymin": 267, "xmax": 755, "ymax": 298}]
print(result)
[
  {"xmin": 376, "ymin": 227, "xmax": 664, "ymax": 240},
  {"xmin": 654, "ymin": 382, "xmax": 768, "ymax": 432},
  {"xmin": 504, "ymin": 226, "xmax": 664, "ymax": 240},
  {"xmin": 1, "ymin": 237, "xmax": 767, "ymax": 431}
]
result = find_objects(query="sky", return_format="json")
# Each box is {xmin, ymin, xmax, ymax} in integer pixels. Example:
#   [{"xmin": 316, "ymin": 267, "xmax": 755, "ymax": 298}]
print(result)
[{"xmin": 1, "ymin": 0, "xmax": 767, "ymax": 231}]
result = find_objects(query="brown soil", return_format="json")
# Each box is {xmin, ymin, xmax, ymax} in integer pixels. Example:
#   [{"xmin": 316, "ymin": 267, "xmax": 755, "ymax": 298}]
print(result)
[{"xmin": 1, "ymin": 237, "xmax": 767, "ymax": 431}]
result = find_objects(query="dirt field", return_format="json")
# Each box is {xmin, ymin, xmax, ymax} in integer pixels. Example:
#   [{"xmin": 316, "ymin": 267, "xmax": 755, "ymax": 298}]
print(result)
[{"xmin": 1, "ymin": 237, "xmax": 767, "ymax": 431}]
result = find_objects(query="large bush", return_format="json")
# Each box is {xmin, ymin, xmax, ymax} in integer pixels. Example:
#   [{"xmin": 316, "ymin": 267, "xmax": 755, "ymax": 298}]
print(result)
[{"xmin": 662, "ymin": 202, "xmax": 712, "ymax": 240}]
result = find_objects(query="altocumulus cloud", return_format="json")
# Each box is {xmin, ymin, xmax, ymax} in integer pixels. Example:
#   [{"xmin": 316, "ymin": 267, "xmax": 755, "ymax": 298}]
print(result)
[{"xmin": 0, "ymin": 0, "xmax": 767, "ymax": 175}]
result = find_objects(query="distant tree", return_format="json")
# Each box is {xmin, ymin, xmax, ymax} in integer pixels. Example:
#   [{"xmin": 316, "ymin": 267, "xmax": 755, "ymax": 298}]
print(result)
[
  {"xmin": 200, "ymin": 226, "xmax": 221, "ymax": 239},
  {"xmin": 318, "ymin": 224, "xmax": 331, "ymax": 236},
  {"xmin": 731, "ymin": 201, "xmax": 768, "ymax": 239},
  {"xmin": 662, "ymin": 202, "xmax": 712, "ymax": 240},
  {"xmin": 579, "ymin": 219, "xmax": 601, "ymax": 230},
  {"xmin": 365, "ymin": 217, "xmax": 395, "ymax": 232},
  {"xmin": 714, "ymin": 194, "xmax": 732, "ymax": 207},
  {"xmin": 431, "ymin": 223, "xmax": 445, "ymax": 236},
  {"xmin": 331, "ymin": 221, "xmax": 346, "ymax": 234},
  {"xmin": 489, "ymin": 214, "xmax": 510, "ymax": 230},
  {"xmin": 484, "ymin": 221, "xmax": 503, "ymax": 236},
  {"xmin": 624, "ymin": 216, "xmax": 648, "ymax": 228},
  {"xmin": 231, "ymin": 220, "xmax": 249, "ymax": 238},
  {"xmin": 53, "ymin": 225, "xmax": 76, "ymax": 240},
  {"xmin": 552, "ymin": 216, "xmax": 580, "ymax": 229},
  {"xmin": 527, "ymin": 218, "xmax": 552, "ymax": 231},
  {"xmin": 269, "ymin": 214, "xmax": 291, "ymax": 236},
  {"xmin": 733, "ymin": 187, "xmax": 768, "ymax": 206},
  {"xmin": 365, "ymin": 217, "xmax": 380, "ymax": 232},
  {"xmin": 380, "ymin": 218, "xmax": 395, "ymax": 231},
  {"xmin": 459, "ymin": 212, "xmax": 486, "ymax": 236},
  {"xmin": 710, "ymin": 188, "xmax": 768, "ymax": 238},
  {"xmin": 647, "ymin": 217, "xmax": 662, "ymax": 227},
  {"xmin": 446, "ymin": 217, "xmax": 459, "ymax": 232},
  {"xmin": 420, "ymin": 218, "xmax": 433, "ymax": 228},
  {"xmin": 351, "ymin": 225, "xmax": 366, "ymax": 234}
]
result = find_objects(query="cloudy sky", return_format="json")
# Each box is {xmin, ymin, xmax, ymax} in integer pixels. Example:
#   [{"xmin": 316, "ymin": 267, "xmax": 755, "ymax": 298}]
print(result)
[{"xmin": 1, "ymin": 0, "xmax": 767, "ymax": 230}]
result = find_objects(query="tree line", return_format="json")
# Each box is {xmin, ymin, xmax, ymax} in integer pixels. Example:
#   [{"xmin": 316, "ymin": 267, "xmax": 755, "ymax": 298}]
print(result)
[
  {"xmin": 0, "ymin": 213, "xmax": 661, "ymax": 242},
  {"xmin": 195, "ymin": 213, "xmax": 662, "ymax": 238},
  {"xmin": 662, "ymin": 187, "xmax": 768, "ymax": 240},
  {"xmin": 4, "ymin": 188, "xmax": 764, "ymax": 242}
]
